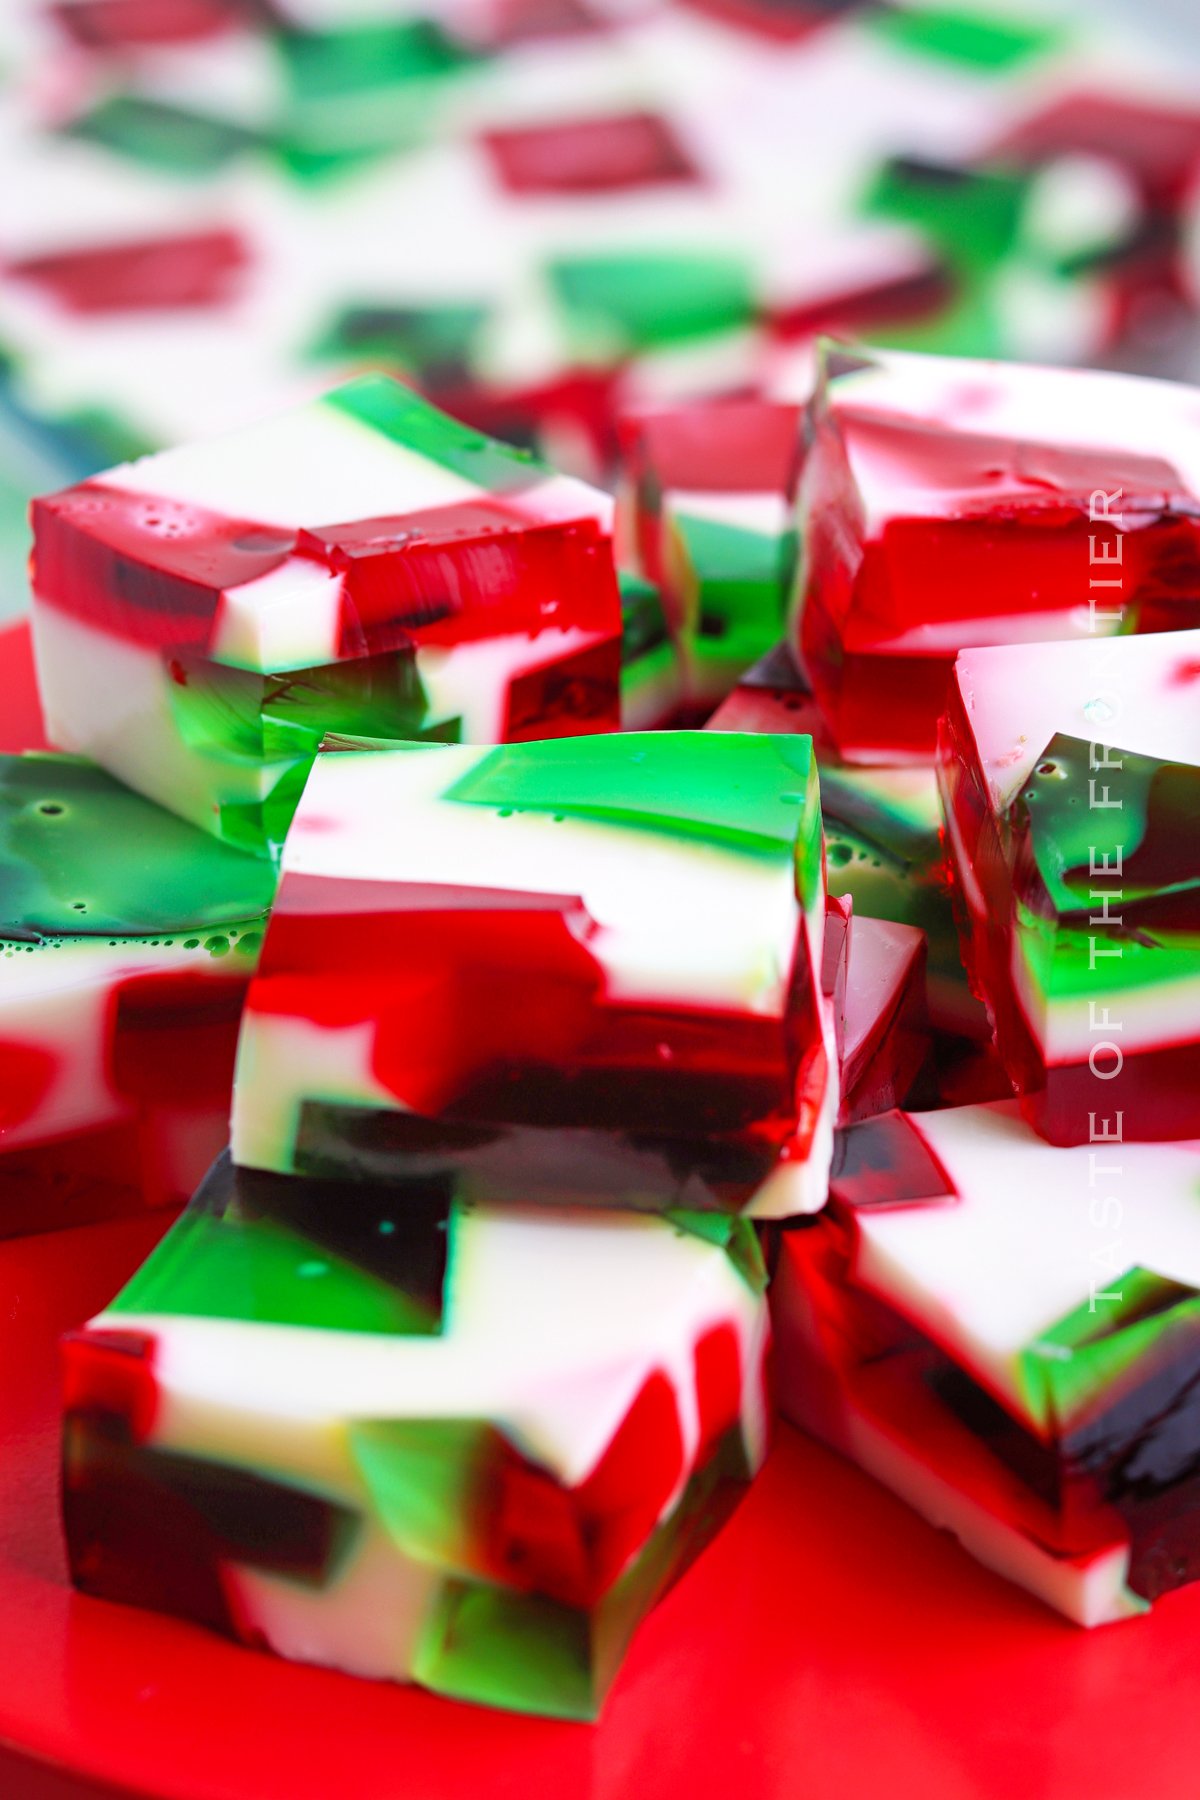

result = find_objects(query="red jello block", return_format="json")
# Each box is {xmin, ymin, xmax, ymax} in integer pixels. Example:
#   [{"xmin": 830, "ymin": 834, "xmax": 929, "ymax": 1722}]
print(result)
[
  {"xmin": 464, "ymin": 0, "xmax": 606, "ymax": 44},
  {"xmin": 6, "ymin": 230, "xmax": 249, "ymax": 314},
  {"xmin": 792, "ymin": 342, "xmax": 1200, "ymax": 762},
  {"xmin": 483, "ymin": 113, "xmax": 701, "ymax": 196},
  {"xmin": 838, "ymin": 916, "xmax": 928, "ymax": 1124},
  {"xmin": 50, "ymin": 0, "xmax": 248, "ymax": 48},
  {"xmin": 677, "ymin": 0, "xmax": 861, "ymax": 45},
  {"xmin": 763, "ymin": 225, "xmax": 952, "ymax": 347}
]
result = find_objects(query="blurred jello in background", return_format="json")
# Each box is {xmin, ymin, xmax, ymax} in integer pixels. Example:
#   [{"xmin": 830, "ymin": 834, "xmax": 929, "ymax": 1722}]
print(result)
[{"xmin": 0, "ymin": 0, "xmax": 1198, "ymax": 627}]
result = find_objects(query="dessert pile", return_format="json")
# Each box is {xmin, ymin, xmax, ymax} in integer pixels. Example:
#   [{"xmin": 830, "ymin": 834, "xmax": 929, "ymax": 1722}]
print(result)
[
  {"xmin": 2, "ymin": 0, "xmax": 1200, "ymax": 1731},
  {"xmin": 3, "ymin": 347, "xmax": 1193, "ymax": 1716}
]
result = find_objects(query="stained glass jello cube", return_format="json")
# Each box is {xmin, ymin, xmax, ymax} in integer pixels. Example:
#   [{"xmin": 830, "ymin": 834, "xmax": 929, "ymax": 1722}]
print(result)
[
  {"xmin": 231, "ymin": 731, "xmax": 837, "ymax": 1217},
  {"xmin": 63, "ymin": 1152, "xmax": 770, "ymax": 1719},
  {"xmin": 617, "ymin": 400, "xmax": 801, "ymax": 715},
  {"xmin": 939, "ymin": 630, "xmax": 1200, "ymax": 1146},
  {"xmin": 792, "ymin": 342, "xmax": 1200, "ymax": 761},
  {"xmin": 31, "ymin": 375, "xmax": 622, "ymax": 855},
  {"xmin": 774, "ymin": 1101, "xmax": 1200, "ymax": 1625},
  {"xmin": 707, "ymin": 644, "xmax": 984, "ymax": 1037},
  {"xmin": 0, "ymin": 752, "xmax": 273, "ymax": 1234}
]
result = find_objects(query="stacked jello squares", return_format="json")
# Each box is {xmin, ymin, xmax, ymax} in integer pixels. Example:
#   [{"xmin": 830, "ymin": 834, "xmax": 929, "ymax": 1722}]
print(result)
[
  {"xmin": 766, "ymin": 350, "xmax": 1200, "ymax": 1621},
  {"xmin": 43, "ymin": 377, "xmax": 843, "ymax": 1718},
  {"xmin": 605, "ymin": 341, "xmax": 1200, "ymax": 1626},
  {"xmin": 62, "ymin": 730, "xmax": 837, "ymax": 1717}
]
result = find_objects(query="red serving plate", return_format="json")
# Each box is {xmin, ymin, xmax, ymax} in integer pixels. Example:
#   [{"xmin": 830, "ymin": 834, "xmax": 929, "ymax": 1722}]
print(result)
[{"xmin": 1, "ymin": 618, "xmax": 1198, "ymax": 1800}]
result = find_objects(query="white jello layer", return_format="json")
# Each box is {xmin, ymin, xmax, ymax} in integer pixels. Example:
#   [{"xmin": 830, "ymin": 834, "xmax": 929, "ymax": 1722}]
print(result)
[
  {"xmin": 281, "ymin": 743, "xmax": 807, "ymax": 1017},
  {"xmin": 826, "ymin": 348, "xmax": 1200, "ymax": 533},
  {"xmin": 951, "ymin": 629, "xmax": 1200, "ymax": 814},
  {"xmin": 33, "ymin": 600, "xmax": 283, "ymax": 839}
]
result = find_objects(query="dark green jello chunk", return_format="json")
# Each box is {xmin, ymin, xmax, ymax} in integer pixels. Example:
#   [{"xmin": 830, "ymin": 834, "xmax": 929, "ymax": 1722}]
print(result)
[
  {"xmin": 619, "ymin": 570, "xmax": 671, "ymax": 665},
  {"xmin": 312, "ymin": 302, "xmax": 490, "ymax": 385},
  {"xmin": 0, "ymin": 753, "xmax": 275, "ymax": 939},
  {"xmin": 112, "ymin": 1153, "xmax": 453, "ymax": 1336}
]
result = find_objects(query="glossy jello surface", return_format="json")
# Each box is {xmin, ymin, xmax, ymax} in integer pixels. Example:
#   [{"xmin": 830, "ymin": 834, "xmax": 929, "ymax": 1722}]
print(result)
[
  {"xmin": 31, "ymin": 376, "xmax": 622, "ymax": 852},
  {"xmin": 938, "ymin": 629, "xmax": 1200, "ymax": 1144},
  {"xmin": 63, "ymin": 1151, "xmax": 769, "ymax": 1720},
  {"xmin": 791, "ymin": 343, "xmax": 1200, "ymax": 761},
  {"xmin": 232, "ymin": 730, "xmax": 836, "ymax": 1217},
  {"xmin": 774, "ymin": 1101, "xmax": 1200, "ymax": 1624},
  {"xmin": 0, "ymin": 751, "xmax": 273, "ymax": 1235}
]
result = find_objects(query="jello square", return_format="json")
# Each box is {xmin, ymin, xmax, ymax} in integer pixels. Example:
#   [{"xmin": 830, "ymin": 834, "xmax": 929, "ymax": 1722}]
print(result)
[
  {"xmin": 938, "ymin": 629, "xmax": 1200, "ymax": 1146},
  {"xmin": 231, "ymin": 730, "xmax": 837, "ymax": 1217},
  {"xmin": 792, "ymin": 342, "xmax": 1200, "ymax": 761},
  {"xmin": 0, "ymin": 752, "xmax": 273, "ymax": 1234},
  {"xmin": 774, "ymin": 1101, "xmax": 1200, "ymax": 1625},
  {"xmin": 63, "ymin": 1152, "xmax": 770, "ymax": 1721},
  {"xmin": 31, "ymin": 374, "xmax": 622, "ymax": 855},
  {"xmin": 707, "ymin": 643, "xmax": 985, "ymax": 1038},
  {"xmin": 616, "ymin": 399, "xmax": 801, "ymax": 714}
]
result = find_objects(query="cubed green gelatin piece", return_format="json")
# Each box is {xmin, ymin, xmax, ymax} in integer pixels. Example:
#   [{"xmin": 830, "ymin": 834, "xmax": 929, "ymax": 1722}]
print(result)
[
  {"xmin": 446, "ymin": 732, "xmax": 816, "ymax": 860},
  {"xmin": 867, "ymin": 4, "xmax": 1062, "ymax": 71},
  {"xmin": 277, "ymin": 20, "xmax": 477, "ymax": 104},
  {"xmin": 864, "ymin": 160, "xmax": 1029, "ymax": 275},
  {"xmin": 673, "ymin": 513, "xmax": 790, "ymax": 637},
  {"xmin": 619, "ymin": 570, "xmax": 671, "ymax": 665},
  {"xmin": 65, "ymin": 96, "xmax": 257, "ymax": 175},
  {"xmin": 413, "ymin": 1429, "xmax": 756, "ymax": 1716},
  {"xmin": 323, "ymin": 376, "xmax": 544, "ymax": 493},
  {"xmin": 260, "ymin": 654, "xmax": 434, "ymax": 763},
  {"xmin": 312, "ymin": 303, "xmax": 491, "ymax": 382},
  {"xmin": 1013, "ymin": 899, "xmax": 1197, "ymax": 1006},
  {"xmin": 1018, "ymin": 1270, "xmax": 1200, "ymax": 1433},
  {"xmin": 58, "ymin": 407, "xmax": 157, "ymax": 468},
  {"xmin": 0, "ymin": 753, "xmax": 274, "ymax": 937},
  {"xmin": 166, "ymin": 657, "xmax": 266, "ymax": 760},
  {"xmin": 549, "ymin": 253, "xmax": 755, "ymax": 354},
  {"xmin": 1015, "ymin": 734, "xmax": 1190, "ymax": 915},
  {"xmin": 109, "ymin": 1203, "xmax": 441, "ymax": 1337},
  {"xmin": 173, "ymin": 648, "xmax": 462, "ymax": 853},
  {"xmin": 665, "ymin": 1211, "xmax": 769, "ymax": 1294},
  {"xmin": 111, "ymin": 1195, "xmax": 437, "ymax": 1339},
  {"xmin": 416, "ymin": 1580, "xmax": 598, "ymax": 1719},
  {"xmin": 273, "ymin": 140, "xmax": 392, "ymax": 183},
  {"xmin": 349, "ymin": 1419, "xmax": 489, "ymax": 1568}
]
